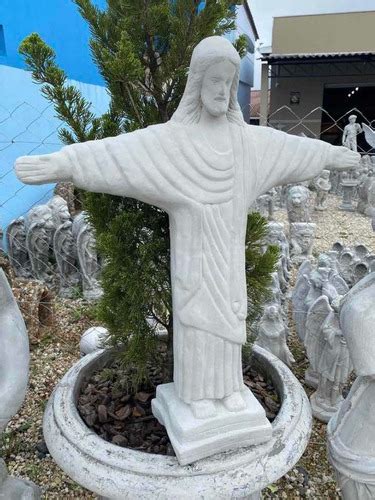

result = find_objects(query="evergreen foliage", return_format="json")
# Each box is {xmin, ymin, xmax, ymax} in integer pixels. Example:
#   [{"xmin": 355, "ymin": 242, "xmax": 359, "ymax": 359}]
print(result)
[{"xmin": 19, "ymin": 0, "xmax": 277, "ymax": 387}]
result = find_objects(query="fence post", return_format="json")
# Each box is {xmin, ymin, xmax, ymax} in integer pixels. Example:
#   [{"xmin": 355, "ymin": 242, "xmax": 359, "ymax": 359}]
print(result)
[{"xmin": 260, "ymin": 62, "xmax": 269, "ymax": 127}]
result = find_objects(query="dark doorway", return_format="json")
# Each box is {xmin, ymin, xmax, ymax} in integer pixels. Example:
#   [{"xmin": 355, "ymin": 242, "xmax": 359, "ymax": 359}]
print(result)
[{"xmin": 321, "ymin": 85, "xmax": 375, "ymax": 154}]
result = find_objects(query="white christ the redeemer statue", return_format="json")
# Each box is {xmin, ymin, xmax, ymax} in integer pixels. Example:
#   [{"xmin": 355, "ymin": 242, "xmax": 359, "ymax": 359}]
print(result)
[{"xmin": 15, "ymin": 37, "xmax": 358, "ymax": 430}]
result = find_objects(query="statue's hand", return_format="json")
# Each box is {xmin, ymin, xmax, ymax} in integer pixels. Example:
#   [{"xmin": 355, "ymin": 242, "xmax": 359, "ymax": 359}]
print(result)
[
  {"xmin": 327, "ymin": 145, "xmax": 360, "ymax": 171},
  {"xmin": 15, "ymin": 152, "xmax": 71, "ymax": 185}
]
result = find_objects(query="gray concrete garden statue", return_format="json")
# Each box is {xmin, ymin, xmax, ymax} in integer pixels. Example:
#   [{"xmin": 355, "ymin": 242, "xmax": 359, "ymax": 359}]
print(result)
[
  {"xmin": 0, "ymin": 270, "xmax": 40, "ymax": 498},
  {"xmin": 15, "ymin": 36, "xmax": 359, "ymax": 465},
  {"xmin": 328, "ymin": 272, "xmax": 375, "ymax": 499},
  {"xmin": 342, "ymin": 115, "xmax": 362, "ymax": 152}
]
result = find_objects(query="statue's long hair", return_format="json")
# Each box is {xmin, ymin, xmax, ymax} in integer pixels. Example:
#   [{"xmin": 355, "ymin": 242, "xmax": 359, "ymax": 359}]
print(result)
[{"xmin": 171, "ymin": 36, "xmax": 245, "ymax": 126}]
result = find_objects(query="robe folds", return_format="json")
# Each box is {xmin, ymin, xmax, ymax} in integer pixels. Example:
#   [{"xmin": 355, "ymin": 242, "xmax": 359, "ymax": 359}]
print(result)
[{"xmin": 60, "ymin": 121, "xmax": 332, "ymax": 402}]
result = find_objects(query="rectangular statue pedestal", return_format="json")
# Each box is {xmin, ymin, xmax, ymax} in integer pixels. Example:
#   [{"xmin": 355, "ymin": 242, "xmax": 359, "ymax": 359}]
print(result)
[{"xmin": 151, "ymin": 383, "xmax": 272, "ymax": 465}]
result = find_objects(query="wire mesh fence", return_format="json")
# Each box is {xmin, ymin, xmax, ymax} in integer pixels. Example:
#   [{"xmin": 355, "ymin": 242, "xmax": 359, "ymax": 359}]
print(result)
[{"xmin": 1, "ymin": 100, "xmax": 375, "ymax": 345}]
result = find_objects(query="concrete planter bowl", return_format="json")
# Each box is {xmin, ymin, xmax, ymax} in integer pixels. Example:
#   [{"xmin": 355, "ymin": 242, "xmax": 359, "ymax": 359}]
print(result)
[{"xmin": 43, "ymin": 346, "xmax": 312, "ymax": 499}]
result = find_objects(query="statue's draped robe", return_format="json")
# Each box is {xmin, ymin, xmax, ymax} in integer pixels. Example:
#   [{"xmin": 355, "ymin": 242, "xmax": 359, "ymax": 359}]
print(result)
[{"xmin": 60, "ymin": 122, "xmax": 331, "ymax": 403}]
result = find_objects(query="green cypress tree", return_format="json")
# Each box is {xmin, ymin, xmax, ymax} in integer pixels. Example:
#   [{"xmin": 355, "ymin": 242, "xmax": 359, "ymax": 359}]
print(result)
[{"xmin": 19, "ymin": 0, "xmax": 278, "ymax": 387}]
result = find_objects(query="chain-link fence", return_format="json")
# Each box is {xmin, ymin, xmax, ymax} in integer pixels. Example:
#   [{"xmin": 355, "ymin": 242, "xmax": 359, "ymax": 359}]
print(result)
[{"xmin": 1, "ymin": 100, "xmax": 375, "ymax": 346}]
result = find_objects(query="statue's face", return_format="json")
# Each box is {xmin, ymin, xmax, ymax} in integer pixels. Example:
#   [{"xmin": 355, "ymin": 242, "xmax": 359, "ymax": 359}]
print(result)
[
  {"xmin": 58, "ymin": 206, "xmax": 70, "ymax": 224},
  {"xmin": 349, "ymin": 116, "xmax": 356, "ymax": 124},
  {"xmin": 267, "ymin": 307, "xmax": 278, "ymax": 319},
  {"xmin": 291, "ymin": 193, "xmax": 302, "ymax": 206},
  {"xmin": 201, "ymin": 60, "xmax": 235, "ymax": 117},
  {"xmin": 42, "ymin": 212, "xmax": 54, "ymax": 231}
]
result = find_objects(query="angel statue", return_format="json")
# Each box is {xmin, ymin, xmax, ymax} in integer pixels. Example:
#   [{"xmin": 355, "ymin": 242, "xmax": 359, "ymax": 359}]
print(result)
[
  {"xmin": 328, "ymin": 272, "xmax": 375, "ymax": 500},
  {"xmin": 363, "ymin": 122, "xmax": 375, "ymax": 151},
  {"xmin": 15, "ymin": 36, "xmax": 359, "ymax": 462},
  {"xmin": 305, "ymin": 295, "xmax": 352, "ymax": 423},
  {"xmin": 255, "ymin": 305, "xmax": 295, "ymax": 367}
]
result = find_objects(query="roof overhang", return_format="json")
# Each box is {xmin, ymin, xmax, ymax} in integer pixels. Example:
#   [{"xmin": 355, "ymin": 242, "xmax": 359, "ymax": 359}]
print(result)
[{"xmin": 261, "ymin": 52, "xmax": 375, "ymax": 64}]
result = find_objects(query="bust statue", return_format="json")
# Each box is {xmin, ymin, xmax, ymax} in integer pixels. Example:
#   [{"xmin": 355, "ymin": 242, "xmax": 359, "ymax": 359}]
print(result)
[
  {"xmin": 72, "ymin": 212, "xmax": 102, "ymax": 300},
  {"xmin": 15, "ymin": 36, "xmax": 359, "ymax": 464}
]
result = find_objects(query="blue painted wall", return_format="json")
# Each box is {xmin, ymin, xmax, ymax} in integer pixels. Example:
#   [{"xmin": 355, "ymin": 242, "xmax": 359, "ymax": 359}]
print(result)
[
  {"xmin": 0, "ymin": 0, "xmax": 109, "ymax": 236},
  {"xmin": 0, "ymin": 1, "xmax": 256, "ymax": 240},
  {"xmin": 0, "ymin": 0, "xmax": 106, "ymax": 85}
]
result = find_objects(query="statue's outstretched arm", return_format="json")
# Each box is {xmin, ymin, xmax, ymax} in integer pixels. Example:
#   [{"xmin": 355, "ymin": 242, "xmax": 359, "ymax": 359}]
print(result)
[{"xmin": 15, "ymin": 150, "xmax": 71, "ymax": 185}]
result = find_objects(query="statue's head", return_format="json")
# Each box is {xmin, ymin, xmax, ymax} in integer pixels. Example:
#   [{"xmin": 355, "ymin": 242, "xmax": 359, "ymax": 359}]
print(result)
[
  {"xmin": 292, "ymin": 223, "xmax": 315, "ymax": 251},
  {"xmin": 26, "ymin": 205, "xmax": 54, "ymax": 232},
  {"xmin": 340, "ymin": 272, "xmax": 375, "ymax": 375},
  {"xmin": 48, "ymin": 195, "xmax": 70, "ymax": 226},
  {"xmin": 321, "ymin": 169, "xmax": 330, "ymax": 180},
  {"xmin": 349, "ymin": 114, "xmax": 357, "ymax": 124},
  {"xmin": 267, "ymin": 222, "xmax": 284, "ymax": 242},
  {"xmin": 172, "ymin": 36, "xmax": 244, "ymax": 125},
  {"xmin": 265, "ymin": 305, "xmax": 279, "ymax": 319},
  {"xmin": 287, "ymin": 185, "xmax": 308, "ymax": 207}
]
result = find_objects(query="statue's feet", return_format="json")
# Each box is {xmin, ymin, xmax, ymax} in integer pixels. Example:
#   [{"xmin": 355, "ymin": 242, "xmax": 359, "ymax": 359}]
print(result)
[
  {"xmin": 191, "ymin": 399, "xmax": 217, "ymax": 419},
  {"xmin": 222, "ymin": 391, "xmax": 246, "ymax": 412}
]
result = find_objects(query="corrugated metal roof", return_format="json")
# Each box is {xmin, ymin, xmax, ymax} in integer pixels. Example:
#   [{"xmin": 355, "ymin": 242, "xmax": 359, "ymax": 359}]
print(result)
[{"xmin": 261, "ymin": 51, "xmax": 375, "ymax": 62}]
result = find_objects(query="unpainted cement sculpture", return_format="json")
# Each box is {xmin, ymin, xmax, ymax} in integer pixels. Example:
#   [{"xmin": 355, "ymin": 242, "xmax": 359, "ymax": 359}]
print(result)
[
  {"xmin": 290, "ymin": 222, "xmax": 316, "ymax": 264},
  {"xmin": 315, "ymin": 169, "xmax": 331, "ymax": 211},
  {"xmin": 47, "ymin": 195, "xmax": 71, "ymax": 232},
  {"xmin": 6, "ymin": 217, "xmax": 32, "ymax": 278},
  {"xmin": 305, "ymin": 295, "xmax": 352, "ymax": 423},
  {"xmin": 53, "ymin": 220, "xmax": 80, "ymax": 298},
  {"xmin": 255, "ymin": 305, "xmax": 295, "ymax": 367},
  {"xmin": 287, "ymin": 185, "xmax": 312, "ymax": 223},
  {"xmin": 342, "ymin": 115, "xmax": 362, "ymax": 152},
  {"xmin": 25, "ymin": 205, "xmax": 54, "ymax": 282},
  {"xmin": 0, "ymin": 270, "xmax": 40, "ymax": 498},
  {"xmin": 72, "ymin": 212, "xmax": 102, "ymax": 301},
  {"xmin": 328, "ymin": 272, "xmax": 375, "ymax": 499},
  {"xmin": 15, "ymin": 36, "xmax": 359, "ymax": 464}
]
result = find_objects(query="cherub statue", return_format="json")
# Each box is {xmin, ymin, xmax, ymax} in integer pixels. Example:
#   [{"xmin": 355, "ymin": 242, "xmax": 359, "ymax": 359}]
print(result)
[
  {"xmin": 255, "ymin": 305, "xmax": 295, "ymax": 367},
  {"xmin": 305, "ymin": 295, "xmax": 352, "ymax": 422},
  {"xmin": 315, "ymin": 169, "xmax": 331, "ymax": 210},
  {"xmin": 328, "ymin": 272, "xmax": 375, "ymax": 499},
  {"xmin": 342, "ymin": 115, "xmax": 362, "ymax": 152},
  {"xmin": 15, "ymin": 36, "xmax": 359, "ymax": 463}
]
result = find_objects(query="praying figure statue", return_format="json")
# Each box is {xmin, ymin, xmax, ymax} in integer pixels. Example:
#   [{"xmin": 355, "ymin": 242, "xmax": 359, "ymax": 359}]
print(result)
[
  {"xmin": 342, "ymin": 115, "xmax": 362, "ymax": 152},
  {"xmin": 15, "ymin": 37, "xmax": 359, "ymax": 429}
]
